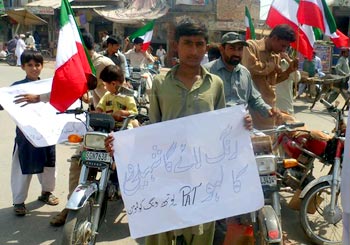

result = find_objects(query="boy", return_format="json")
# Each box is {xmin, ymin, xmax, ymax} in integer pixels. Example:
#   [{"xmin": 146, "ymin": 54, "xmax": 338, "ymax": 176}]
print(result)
[
  {"xmin": 96, "ymin": 64, "xmax": 138, "ymax": 129},
  {"xmin": 10, "ymin": 50, "xmax": 58, "ymax": 216},
  {"xmin": 105, "ymin": 19, "xmax": 252, "ymax": 245}
]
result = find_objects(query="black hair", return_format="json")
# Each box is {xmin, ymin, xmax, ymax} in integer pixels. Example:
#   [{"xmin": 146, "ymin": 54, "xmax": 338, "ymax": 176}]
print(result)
[
  {"xmin": 100, "ymin": 65, "xmax": 125, "ymax": 83},
  {"xmin": 133, "ymin": 37, "xmax": 144, "ymax": 44},
  {"xmin": 208, "ymin": 43, "xmax": 221, "ymax": 61},
  {"xmin": 81, "ymin": 32, "xmax": 94, "ymax": 50},
  {"xmin": 107, "ymin": 35, "xmax": 121, "ymax": 45},
  {"xmin": 174, "ymin": 18, "xmax": 208, "ymax": 43},
  {"xmin": 20, "ymin": 50, "xmax": 43, "ymax": 65},
  {"xmin": 341, "ymin": 49, "xmax": 349, "ymax": 55},
  {"xmin": 269, "ymin": 24, "xmax": 296, "ymax": 42}
]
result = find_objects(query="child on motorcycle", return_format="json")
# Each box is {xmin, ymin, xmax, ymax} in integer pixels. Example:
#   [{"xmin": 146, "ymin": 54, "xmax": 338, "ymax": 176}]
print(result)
[{"xmin": 96, "ymin": 64, "xmax": 138, "ymax": 129}]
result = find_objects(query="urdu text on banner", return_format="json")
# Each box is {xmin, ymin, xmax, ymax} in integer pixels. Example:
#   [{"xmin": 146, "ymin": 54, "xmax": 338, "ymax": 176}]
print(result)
[
  {"xmin": 0, "ymin": 78, "xmax": 86, "ymax": 147},
  {"xmin": 113, "ymin": 106, "xmax": 264, "ymax": 238}
]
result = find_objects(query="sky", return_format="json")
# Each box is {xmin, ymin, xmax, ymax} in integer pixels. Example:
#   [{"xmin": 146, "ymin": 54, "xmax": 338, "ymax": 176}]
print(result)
[{"xmin": 260, "ymin": 0, "xmax": 273, "ymax": 20}]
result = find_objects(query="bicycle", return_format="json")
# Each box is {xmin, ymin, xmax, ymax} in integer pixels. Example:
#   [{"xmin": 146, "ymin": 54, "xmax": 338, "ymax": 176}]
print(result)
[{"xmin": 36, "ymin": 44, "xmax": 53, "ymax": 60}]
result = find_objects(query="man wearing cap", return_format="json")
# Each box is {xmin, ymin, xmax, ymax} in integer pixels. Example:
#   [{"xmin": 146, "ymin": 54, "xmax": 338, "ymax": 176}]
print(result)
[
  {"xmin": 15, "ymin": 34, "xmax": 26, "ymax": 66},
  {"xmin": 123, "ymin": 37, "xmax": 154, "ymax": 68},
  {"xmin": 100, "ymin": 35, "xmax": 130, "ymax": 78},
  {"xmin": 204, "ymin": 32, "xmax": 273, "ymax": 120},
  {"xmin": 242, "ymin": 24, "xmax": 298, "ymax": 129}
]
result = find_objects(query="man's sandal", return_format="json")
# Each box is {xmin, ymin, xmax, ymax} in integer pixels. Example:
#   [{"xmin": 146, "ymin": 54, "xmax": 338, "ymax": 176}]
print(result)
[
  {"xmin": 13, "ymin": 203, "xmax": 27, "ymax": 216},
  {"xmin": 38, "ymin": 192, "xmax": 59, "ymax": 206},
  {"xmin": 50, "ymin": 209, "xmax": 68, "ymax": 227}
]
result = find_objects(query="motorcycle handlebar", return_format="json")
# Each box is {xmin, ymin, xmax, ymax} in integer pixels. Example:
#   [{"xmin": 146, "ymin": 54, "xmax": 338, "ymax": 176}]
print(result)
[
  {"xmin": 320, "ymin": 98, "xmax": 335, "ymax": 110},
  {"xmin": 284, "ymin": 122, "xmax": 305, "ymax": 129},
  {"xmin": 56, "ymin": 107, "xmax": 85, "ymax": 115}
]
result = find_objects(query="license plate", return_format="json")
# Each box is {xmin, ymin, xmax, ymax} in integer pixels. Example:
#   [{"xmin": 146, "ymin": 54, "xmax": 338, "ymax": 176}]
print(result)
[
  {"xmin": 260, "ymin": 175, "xmax": 277, "ymax": 186},
  {"xmin": 82, "ymin": 151, "xmax": 111, "ymax": 162}
]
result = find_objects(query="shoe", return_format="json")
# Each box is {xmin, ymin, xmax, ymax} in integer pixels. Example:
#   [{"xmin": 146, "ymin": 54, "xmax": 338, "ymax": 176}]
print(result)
[
  {"xmin": 50, "ymin": 209, "xmax": 68, "ymax": 227},
  {"xmin": 38, "ymin": 192, "xmax": 59, "ymax": 206},
  {"xmin": 13, "ymin": 203, "xmax": 27, "ymax": 216}
]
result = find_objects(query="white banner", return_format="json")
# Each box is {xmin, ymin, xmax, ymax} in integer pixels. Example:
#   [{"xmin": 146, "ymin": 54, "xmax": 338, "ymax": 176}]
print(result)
[
  {"xmin": 0, "ymin": 78, "xmax": 86, "ymax": 147},
  {"xmin": 113, "ymin": 106, "xmax": 264, "ymax": 238}
]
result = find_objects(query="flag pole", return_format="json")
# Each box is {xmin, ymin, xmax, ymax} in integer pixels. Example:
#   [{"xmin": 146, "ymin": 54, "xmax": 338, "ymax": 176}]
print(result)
[{"xmin": 294, "ymin": 24, "xmax": 301, "ymax": 97}]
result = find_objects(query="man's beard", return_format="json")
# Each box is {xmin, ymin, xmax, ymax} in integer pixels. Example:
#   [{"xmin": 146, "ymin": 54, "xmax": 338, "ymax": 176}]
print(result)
[{"xmin": 225, "ymin": 55, "xmax": 241, "ymax": 66}]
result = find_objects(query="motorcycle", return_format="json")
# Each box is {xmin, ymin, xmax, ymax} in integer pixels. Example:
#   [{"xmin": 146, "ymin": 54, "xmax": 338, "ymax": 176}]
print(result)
[
  {"xmin": 250, "ymin": 133, "xmax": 284, "ymax": 245},
  {"xmin": 274, "ymin": 99, "xmax": 345, "ymax": 244},
  {"xmin": 60, "ymin": 108, "xmax": 135, "ymax": 245},
  {"xmin": 298, "ymin": 99, "xmax": 345, "ymax": 245},
  {"xmin": 127, "ymin": 67, "xmax": 149, "ymax": 111},
  {"xmin": 245, "ymin": 122, "xmax": 305, "ymax": 245}
]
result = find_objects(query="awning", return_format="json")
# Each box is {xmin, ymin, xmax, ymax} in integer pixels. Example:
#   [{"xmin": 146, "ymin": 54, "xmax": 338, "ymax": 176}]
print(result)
[
  {"xmin": 94, "ymin": 0, "xmax": 169, "ymax": 24},
  {"xmin": 6, "ymin": 8, "xmax": 47, "ymax": 25},
  {"xmin": 26, "ymin": 0, "xmax": 73, "ymax": 15}
]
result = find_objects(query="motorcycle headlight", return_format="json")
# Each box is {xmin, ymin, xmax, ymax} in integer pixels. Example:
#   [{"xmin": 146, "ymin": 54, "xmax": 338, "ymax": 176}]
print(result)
[
  {"xmin": 83, "ymin": 132, "xmax": 108, "ymax": 150},
  {"xmin": 255, "ymin": 155, "xmax": 276, "ymax": 175}
]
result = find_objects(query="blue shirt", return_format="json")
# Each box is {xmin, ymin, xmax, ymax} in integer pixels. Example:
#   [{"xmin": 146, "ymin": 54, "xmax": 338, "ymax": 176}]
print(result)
[{"xmin": 204, "ymin": 58, "xmax": 271, "ymax": 117}]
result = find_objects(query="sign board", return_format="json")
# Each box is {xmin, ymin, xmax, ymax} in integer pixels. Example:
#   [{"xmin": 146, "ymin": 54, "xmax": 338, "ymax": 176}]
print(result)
[
  {"xmin": 113, "ymin": 106, "xmax": 264, "ymax": 238},
  {"xmin": 298, "ymin": 43, "xmax": 333, "ymax": 74},
  {"xmin": 0, "ymin": 78, "xmax": 86, "ymax": 147},
  {"xmin": 27, "ymin": 7, "xmax": 55, "ymax": 15},
  {"xmin": 314, "ymin": 43, "xmax": 333, "ymax": 73}
]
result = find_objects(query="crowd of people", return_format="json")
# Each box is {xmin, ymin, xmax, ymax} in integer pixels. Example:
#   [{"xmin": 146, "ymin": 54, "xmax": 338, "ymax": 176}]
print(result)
[{"xmin": 2, "ymin": 18, "xmax": 350, "ymax": 245}]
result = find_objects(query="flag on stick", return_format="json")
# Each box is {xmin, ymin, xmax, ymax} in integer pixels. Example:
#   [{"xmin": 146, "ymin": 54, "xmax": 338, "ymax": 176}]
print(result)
[
  {"xmin": 129, "ymin": 20, "xmax": 154, "ymax": 52},
  {"xmin": 297, "ymin": 0, "xmax": 349, "ymax": 47},
  {"xmin": 50, "ymin": 0, "xmax": 94, "ymax": 112},
  {"xmin": 266, "ymin": 0, "xmax": 315, "ymax": 60},
  {"xmin": 245, "ymin": 6, "xmax": 256, "ymax": 40}
]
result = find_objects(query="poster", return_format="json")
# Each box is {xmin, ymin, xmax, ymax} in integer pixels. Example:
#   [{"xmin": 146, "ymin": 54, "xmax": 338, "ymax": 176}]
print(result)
[{"xmin": 114, "ymin": 106, "xmax": 264, "ymax": 238}]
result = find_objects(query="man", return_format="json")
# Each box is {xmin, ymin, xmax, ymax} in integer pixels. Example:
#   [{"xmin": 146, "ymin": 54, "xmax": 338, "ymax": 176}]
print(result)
[
  {"xmin": 156, "ymin": 44, "xmax": 166, "ymax": 67},
  {"xmin": 100, "ymin": 35, "xmax": 129, "ymax": 78},
  {"xmin": 15, "ymin": 34, "xmax": 26, "ymax": 66},
  {"xmin": 276, "ymin": 52, "xmax": 300, "ymax": 114},
  {"xmin": 49, "ymin": 32, "xmax": 114, "ymax": 226},
  {"xmin": 326, "ymin": 47, "xmax": 350, "ymax": 104},
  {"xmin": 7, "ymin": 35, "xmax": 19, "ymax": 53},
  {"xmin": 336, "ymin": 48, "xmax": 350, "ymax": 77},
  {"xmin": 296, "ymin": 51, "xmax": 323, "ymax": 98},
  {"xmin": 123, "ymin": 37, "xmax": 154, "ymax": 68},
  {"xmin": 25, "ymin": 32, "xmax": 36, "ymax": 50},
  {"xmin": 204, "ymin": 32, "xmax": 274, "ymax": 121},
  {"xmin": 242, "ymin": 24, "xmax": 298, "ymax": 129}
]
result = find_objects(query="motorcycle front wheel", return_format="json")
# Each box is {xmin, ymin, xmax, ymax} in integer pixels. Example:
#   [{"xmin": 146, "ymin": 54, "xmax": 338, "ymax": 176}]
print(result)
[
  {"xmin": 300, "ymin": 182, "xmax": 342, "ymax": 245},
  {"xmin": 61, "ymin": 198, "xmax": 98, "ymax": 245}
]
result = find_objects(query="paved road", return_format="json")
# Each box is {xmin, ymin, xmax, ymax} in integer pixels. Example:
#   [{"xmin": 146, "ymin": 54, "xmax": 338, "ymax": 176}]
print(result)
[{"xmin": 0, "ymin": 62, "xmax": 343, "ymax": 244}]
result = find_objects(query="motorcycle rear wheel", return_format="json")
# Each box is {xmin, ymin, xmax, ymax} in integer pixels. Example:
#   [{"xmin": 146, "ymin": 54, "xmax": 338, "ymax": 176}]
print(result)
[
  {"xmin": 61, "ymin": 198, "xmax": 98, "ymax": 245},
  {"xmin": 300, "ymin": 182, "xmax": 342, "ymax": 245}
]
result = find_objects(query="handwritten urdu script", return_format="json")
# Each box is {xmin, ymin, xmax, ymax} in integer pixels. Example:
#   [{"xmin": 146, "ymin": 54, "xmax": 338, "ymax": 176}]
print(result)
[{"xmin": 114, "ymin": 106, "xmax": 264, "ymax": 238}]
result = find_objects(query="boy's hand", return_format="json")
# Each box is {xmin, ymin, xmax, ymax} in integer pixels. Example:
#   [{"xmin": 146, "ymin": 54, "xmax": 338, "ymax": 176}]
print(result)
[
  {"xmin": 113, "ymin": 110, "xmax": 123, "ymax": 121},
  {"xmin": 105, "ymin": 133, "xmax": 115, "ymax": 156},
  {"xmin": 14, "ymin": 94, "xmax": 40, "ymax": 106},
  {"xmin": 244, "ymin": 113, "xmax": 253, "ymax": 131}
]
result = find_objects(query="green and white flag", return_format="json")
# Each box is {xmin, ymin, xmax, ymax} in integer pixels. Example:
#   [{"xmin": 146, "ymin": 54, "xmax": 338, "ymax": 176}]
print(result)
[{"xmin": 129, "ymin": 20, "xmax": 154, "ymax": 52}]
